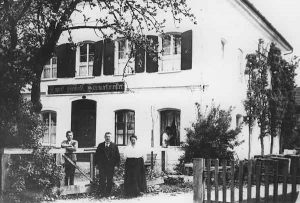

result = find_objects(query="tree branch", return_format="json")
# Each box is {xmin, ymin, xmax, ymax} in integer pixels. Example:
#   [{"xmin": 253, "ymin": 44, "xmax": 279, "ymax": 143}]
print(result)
[{"xmin": 62, "ymin": 24, "xmax": 116, "ymax": 31}]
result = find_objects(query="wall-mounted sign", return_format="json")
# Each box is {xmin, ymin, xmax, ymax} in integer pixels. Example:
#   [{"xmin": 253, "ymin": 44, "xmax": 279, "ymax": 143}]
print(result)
[{"xmin": 48, "ymin": 82, "xmax": 125, "ymax": 95}]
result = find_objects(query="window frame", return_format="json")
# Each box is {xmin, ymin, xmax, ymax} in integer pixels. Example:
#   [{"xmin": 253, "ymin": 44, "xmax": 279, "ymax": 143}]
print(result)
[
  {"xmin": 115, "ymin": 109, "xmax": 135, "ymax": 146},
  {"xmin": 76, "ymin": 41, "xmax": 95, "ymax": 77},
  {"xmin": 159, "ymin": 109, "xmax": 181, "ymax": 147},
  {"xmin": 159, "ymin": 32, "xmax": 182, "ymax": 73},
  {"xmin": 115, "ymin": 38, "xmax": 135, "ymax": 76},
  {"xmin": 42, "ymin": 56, "xmax": 57, "ymax": 79},
  {"xmin": 41, "ymin": 111, "xmax": 57, "ymax": 146}
]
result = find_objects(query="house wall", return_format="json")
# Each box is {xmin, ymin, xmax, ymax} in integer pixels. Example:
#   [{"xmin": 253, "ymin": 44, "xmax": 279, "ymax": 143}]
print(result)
[{"xmin": 39, "ymin": 0, "xmax": 289, "ymax": 167}]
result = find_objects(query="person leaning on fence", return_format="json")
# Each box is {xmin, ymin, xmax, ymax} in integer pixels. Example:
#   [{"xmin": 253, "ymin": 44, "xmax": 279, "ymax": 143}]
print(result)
[
  {"xmin": 61, "ymin": 130, "xmax": 78, "ymax": 186},
  {"xmin": 123, "ymin": 135, "xmax": 147, "ymax": 197},
  {"xmin": 95, "ymin": 132, "xmax": 120, "ymax": 197}
]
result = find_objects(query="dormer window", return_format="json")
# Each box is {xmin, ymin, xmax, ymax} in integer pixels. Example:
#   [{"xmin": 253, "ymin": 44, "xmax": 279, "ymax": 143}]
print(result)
[
  {"xmin": 42, "ymin": 57, "xmax": 57, "ymax": 79},
  {"xmin": 115, "ymin": 39, "xmax": 134, "ymax": 75},
  {"xmin": 160, "ymin": 33, "xmax": 182, "ymax": 72},
  {"xmin": 77, "ymin": 42, "xmax": 95, "ymax": 77}
]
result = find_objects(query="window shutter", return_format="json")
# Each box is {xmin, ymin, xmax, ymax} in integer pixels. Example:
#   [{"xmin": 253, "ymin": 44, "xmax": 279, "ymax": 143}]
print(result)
[
  {"xmin": 181, "ymin": 30, "xmax": 192, "ymax": 70},
  {"xmin": 103, "ymin": 39, "xmax": 114, "ymax": 75},
  {"xmin": 56, "ymin": 43, "xmax": 76, "ymax": 78},
  {"xmin": 135, "ymin": 46, "xmax": 145, "ymax": 73},
  {"xmin": 146, "ymin": 35, "xmax": 158, "ymax": 73},
  {"xmin": 93, "ymin": 40, "xmax": 103, "ymax": 76}
]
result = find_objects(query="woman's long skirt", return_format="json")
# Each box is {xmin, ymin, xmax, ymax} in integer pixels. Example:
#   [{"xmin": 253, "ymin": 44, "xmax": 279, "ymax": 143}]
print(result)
[{"xmin": 124, "ymin": 157, "xmax": 147, "ymax": 196}]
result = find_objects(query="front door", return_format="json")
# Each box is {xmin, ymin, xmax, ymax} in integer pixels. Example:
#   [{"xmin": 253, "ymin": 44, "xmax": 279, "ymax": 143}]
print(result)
[{"xmin": 71, "ymin": 99, "xmax": 96, "ymax": 148}]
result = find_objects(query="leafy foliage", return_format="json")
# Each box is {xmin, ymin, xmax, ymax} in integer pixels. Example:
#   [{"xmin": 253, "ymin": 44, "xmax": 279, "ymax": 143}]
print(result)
[
  {"xmin": 244, "ymin": 40, "xmax": 298, "ymax": 154},
  {"xmin": 244, "ymin": 39, "xmax": 270, "ymax": 155},
  {"xmin": 178, "ymin": 103, "xmax": 242, "ymax": 168},
  {"xmin": 4, "ymin": 147, "xmax": 63, "ymax": 202}
]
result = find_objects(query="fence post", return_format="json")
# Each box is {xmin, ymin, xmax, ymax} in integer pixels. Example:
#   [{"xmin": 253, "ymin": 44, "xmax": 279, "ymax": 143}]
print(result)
[
  {"xmin": 193, "ymin": 158, "xmax": 204, "ymax": 203},
  {"xmin": 161, "ymin": 150, "xmax": 165, "ymax": 172},
  {"xmin": 90, "ymin": 153, "xmax": 95, "ymax": 181},
  {"xmin": 1, "ymin": 151, "xmax": 10, "ymax": 193}
]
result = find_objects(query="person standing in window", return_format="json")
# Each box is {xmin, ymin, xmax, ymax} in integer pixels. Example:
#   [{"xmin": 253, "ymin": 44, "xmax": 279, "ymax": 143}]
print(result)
[
  {"xmin": 162, "ymin": 126, "xmax": 173, "ymax": 147},
  {"xmin": 95, "ymin": 132, "xmax": 120, "ymax": 197},
  {"xmin": 61, "ymin": 131, "xmax": 78, "ymax": 186},
  {"xmin": 123, "ymin": 135, "xmax": 147, "ymax": 197}
]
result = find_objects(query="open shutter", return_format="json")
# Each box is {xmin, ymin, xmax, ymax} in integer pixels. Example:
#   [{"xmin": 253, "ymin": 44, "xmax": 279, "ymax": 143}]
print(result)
[
  {"xmin": 56, "ymin": 43, "xmax": 76, "ymax": 78},
  {"xmin": 146, "ymin": 35, "xmax": 158, "ymax": 73},
  {"xmin": 93, "ymin": 40, "xmax": 103, "ymax": 76},
  {"xmin": 103, "ymin": 39, "xmax": 114, "ymax": 75},
  {"xmin": 135, "ymin": 46, "xmax": 145, "ymax": 73},
  {"xmin": 181, "ymin": 30, "xmax": 192, "ymax": 70}
]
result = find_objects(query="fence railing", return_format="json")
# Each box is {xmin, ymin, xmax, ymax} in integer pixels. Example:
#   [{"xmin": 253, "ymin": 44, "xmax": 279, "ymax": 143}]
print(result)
[{"xmin": 193, "ymin": 156, "xmax": 300, "ymax": 203}]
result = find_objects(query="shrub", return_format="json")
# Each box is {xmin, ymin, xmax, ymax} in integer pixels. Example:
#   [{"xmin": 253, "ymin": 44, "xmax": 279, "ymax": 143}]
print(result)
[{"xmin": 176, "ymin": 104, "xmax": 242, "ymax": 173}]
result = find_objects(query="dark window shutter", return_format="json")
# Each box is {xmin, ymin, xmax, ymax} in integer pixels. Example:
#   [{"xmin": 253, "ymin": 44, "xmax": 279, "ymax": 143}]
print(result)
[
  {"xmin": 93, "ymin": 40, "xmax": 103, "ymax": 76},
  {"xmin": 146, "ymin": 35, "xmax": 158, "ymax": 73},
  {"xmin": 135, "ymin": 46, "xmax": 145, "ymax": 73},
  {"xmin": 103, "ymin": 39, "xmax": 114, "ymax": 75},
  {"xmin": 181, "ymin": 30, "xmax": 192, "ymax": 70},
  {"xmin": 56, "ymin": 43, "xmax": 76, "ymax": 78}
]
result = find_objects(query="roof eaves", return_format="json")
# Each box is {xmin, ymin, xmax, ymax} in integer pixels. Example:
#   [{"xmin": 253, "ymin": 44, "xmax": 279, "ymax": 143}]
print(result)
[{"xmin": 241, "ymin": 0, "xmax": 293, "ymax": 51}]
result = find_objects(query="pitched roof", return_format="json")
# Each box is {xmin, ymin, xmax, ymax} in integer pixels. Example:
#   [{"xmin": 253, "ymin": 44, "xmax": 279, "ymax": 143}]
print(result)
[{"xmin": 241, "ymin": 0, "xmax": 293, "ymax": 51}]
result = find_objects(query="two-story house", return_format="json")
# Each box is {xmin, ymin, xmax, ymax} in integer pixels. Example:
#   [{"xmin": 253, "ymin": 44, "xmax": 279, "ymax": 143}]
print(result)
[{"xmin": 38, "ymin": 0, "xmax": 292, "ymax": 168}]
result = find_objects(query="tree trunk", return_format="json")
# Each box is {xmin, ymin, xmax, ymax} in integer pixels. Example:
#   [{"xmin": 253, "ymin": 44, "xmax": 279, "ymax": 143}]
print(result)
[
  {"xmin": 31, "ymin": 75, "xmax": 42, "ymax": 113},
  {"xmin": 248, "ymin": 125, "xmax": 252, "ymax": 159},
  {"xmin": 270, "ymin": 135, "xmax": 273, "ymax": 154},
  {"xmin": 260, "ymin": 136, "xmax": 264, "ymax": 156}
]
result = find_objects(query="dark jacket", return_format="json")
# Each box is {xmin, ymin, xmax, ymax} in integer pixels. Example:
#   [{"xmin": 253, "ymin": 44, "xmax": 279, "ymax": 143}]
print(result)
[{"xmin": 95, "ymin": 142, "xmax": 120, "ymax": 169}]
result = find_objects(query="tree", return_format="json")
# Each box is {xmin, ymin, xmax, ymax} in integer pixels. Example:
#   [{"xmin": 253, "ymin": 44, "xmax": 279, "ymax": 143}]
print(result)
[
  {"xmin": 268, "ymin": 43, "xmax": 298, "ymax": 153},
  {"xmin": 0, "ymin": 0, "xmax": 196, "ymax": 147},
  {"xmin": 244, "ymin": 39, "xmax": 269, "ymax": 156},
  {"xmin": 180, "ymin": 103, "xmax": 242, "ymax": 163}
]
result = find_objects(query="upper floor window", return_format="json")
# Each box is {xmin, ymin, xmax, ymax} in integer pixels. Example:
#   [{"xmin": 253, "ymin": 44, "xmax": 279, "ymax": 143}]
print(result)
[
  {"xmin": 115, "ymin": 39, "xmax": 134, "ymax": 75},
  {"xmin": 115, "ymin": 110, "xmax": 135, "ymax": 145},
  {"xmin": 78, "ymin": 43, "xmax": 94, "ymax": 77},
  {"xmin": 160, "ymin": 33, "xmax": 181, "ymax": 72},
  {"xmin": 42, "ymin": 57, "xmax": 57, "ymax": 79},
  {"xmin": 41, "ymin": 111, "xmax": 56, "ymax": 145}
]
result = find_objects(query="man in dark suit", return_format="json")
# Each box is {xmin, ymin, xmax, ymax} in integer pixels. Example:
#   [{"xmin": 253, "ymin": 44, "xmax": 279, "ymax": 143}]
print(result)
[{"xmin": 95, "ymin": 132, "xmax": 120, "ymax": 197}]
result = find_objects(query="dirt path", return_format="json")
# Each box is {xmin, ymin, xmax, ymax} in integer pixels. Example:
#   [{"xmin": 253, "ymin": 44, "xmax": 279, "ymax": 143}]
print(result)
[{"xmin": 50, "ymin": 192, "xmax": 192, "ymax": 203}]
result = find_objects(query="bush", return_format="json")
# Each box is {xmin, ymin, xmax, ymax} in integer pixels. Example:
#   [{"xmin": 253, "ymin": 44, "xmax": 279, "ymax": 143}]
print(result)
[
  {"xmin": 176, "ymin": 104, "xmax": 242, "ymax": 173},
  {"xmin": 2, "ymin": 101, "xmax": 63, "ymax": 202}
]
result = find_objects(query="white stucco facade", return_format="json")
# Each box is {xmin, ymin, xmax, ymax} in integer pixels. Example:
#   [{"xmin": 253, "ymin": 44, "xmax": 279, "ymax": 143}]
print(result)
[{"xmin": 39, "ymin": 0, "xmax": 292, "ymax": 166}]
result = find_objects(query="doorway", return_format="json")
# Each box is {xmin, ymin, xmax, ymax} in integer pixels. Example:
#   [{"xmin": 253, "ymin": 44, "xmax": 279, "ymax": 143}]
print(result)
[{"xmin": 71, "ymin": 99, "xmax": 96, "ymax": 149}]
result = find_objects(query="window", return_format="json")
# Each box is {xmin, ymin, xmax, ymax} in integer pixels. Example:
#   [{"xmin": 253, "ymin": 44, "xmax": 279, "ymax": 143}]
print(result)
[
  {"xmin": 42, "ymin": 57, "xmax": 57, "ymax": 79},
  {"xmin": 115, "ymin": 39, "xmax": 134, "ymax": 75},
  {"xmin": 160, "ymin": 34, "xmax": 181, "ymax": 72},
  {"xmin": 78, "ymin": 43, "xmax": 94, "ymax": 76},
  {"xmin": 160, "ymin": 109, "xmax": 180, "ymax": 146},
  {"xmin": 115, "ymin": 110, "xmax": 135, "ymax": 145},
  {"xmin": 41, "ymin": 111, "xmax": 56, "ymax": 145},
  {"xmin": 221, "ymin": 39, "xmax": 226, "ymax": 59}
]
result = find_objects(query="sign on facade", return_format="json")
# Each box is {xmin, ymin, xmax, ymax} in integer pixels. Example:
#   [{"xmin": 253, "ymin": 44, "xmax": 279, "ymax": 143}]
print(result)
[{"xmin": 48, "ymin": 82, "xmax": 125, "ymax": 94}]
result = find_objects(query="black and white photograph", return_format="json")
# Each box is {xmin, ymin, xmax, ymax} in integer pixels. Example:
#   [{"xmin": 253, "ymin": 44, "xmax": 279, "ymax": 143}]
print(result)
[{"xmin": 1, "ymin": 0, "xmax": 300, "ymax": 202}]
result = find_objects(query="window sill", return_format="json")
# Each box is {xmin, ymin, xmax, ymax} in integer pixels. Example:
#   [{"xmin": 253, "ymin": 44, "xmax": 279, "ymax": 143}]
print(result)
[
  {"xmin": 41, "ymin": 78, "xmax": 58, "ymax": 82},
  {"xmin": 158, "ymin": 70, "xmax": 181, "ymax": 74},
  {"xmin": 75, "ymin": 76, "xmax": 95, "ymax": 79},
  {"xmin": 113, "ymin": 73, "xmax": 135, "ymax": 76}
]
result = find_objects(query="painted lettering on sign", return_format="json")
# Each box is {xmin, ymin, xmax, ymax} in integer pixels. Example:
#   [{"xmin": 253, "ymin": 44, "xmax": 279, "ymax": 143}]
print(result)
[{"xmin": 48, "ymin": 82, "xmax": 125, "ymax": 94}]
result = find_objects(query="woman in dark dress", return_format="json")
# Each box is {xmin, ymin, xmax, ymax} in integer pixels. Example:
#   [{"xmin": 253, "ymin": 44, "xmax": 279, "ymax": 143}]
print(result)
[{"xmin": 123, "ymin": 135, "xmax": 147, "ymax": 197}]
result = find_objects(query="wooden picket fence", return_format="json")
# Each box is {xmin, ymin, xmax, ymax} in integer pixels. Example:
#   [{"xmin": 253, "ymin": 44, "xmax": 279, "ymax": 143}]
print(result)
[{"xmin": 193, "ymin": 155, "xmax": 300, "ymax": 203}]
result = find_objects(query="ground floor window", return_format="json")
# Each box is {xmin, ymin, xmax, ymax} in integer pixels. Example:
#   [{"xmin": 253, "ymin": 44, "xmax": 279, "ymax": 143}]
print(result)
[
  {"xmin": 115, "ymin": 110, "xmax": 135, "ymax": 145},
  {"xmin": 160, "ymin": 109, "xmax": 180, "ymax": 146},
  {"xmin": 41, "ymin": 111, "xmax": 56, "ymax": 145}
]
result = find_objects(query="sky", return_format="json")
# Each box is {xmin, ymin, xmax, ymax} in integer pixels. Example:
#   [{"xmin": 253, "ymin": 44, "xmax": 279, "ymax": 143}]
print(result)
[{"xmin": 250, "ymin": 0, "xmax": 300, "ymax": 56}]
